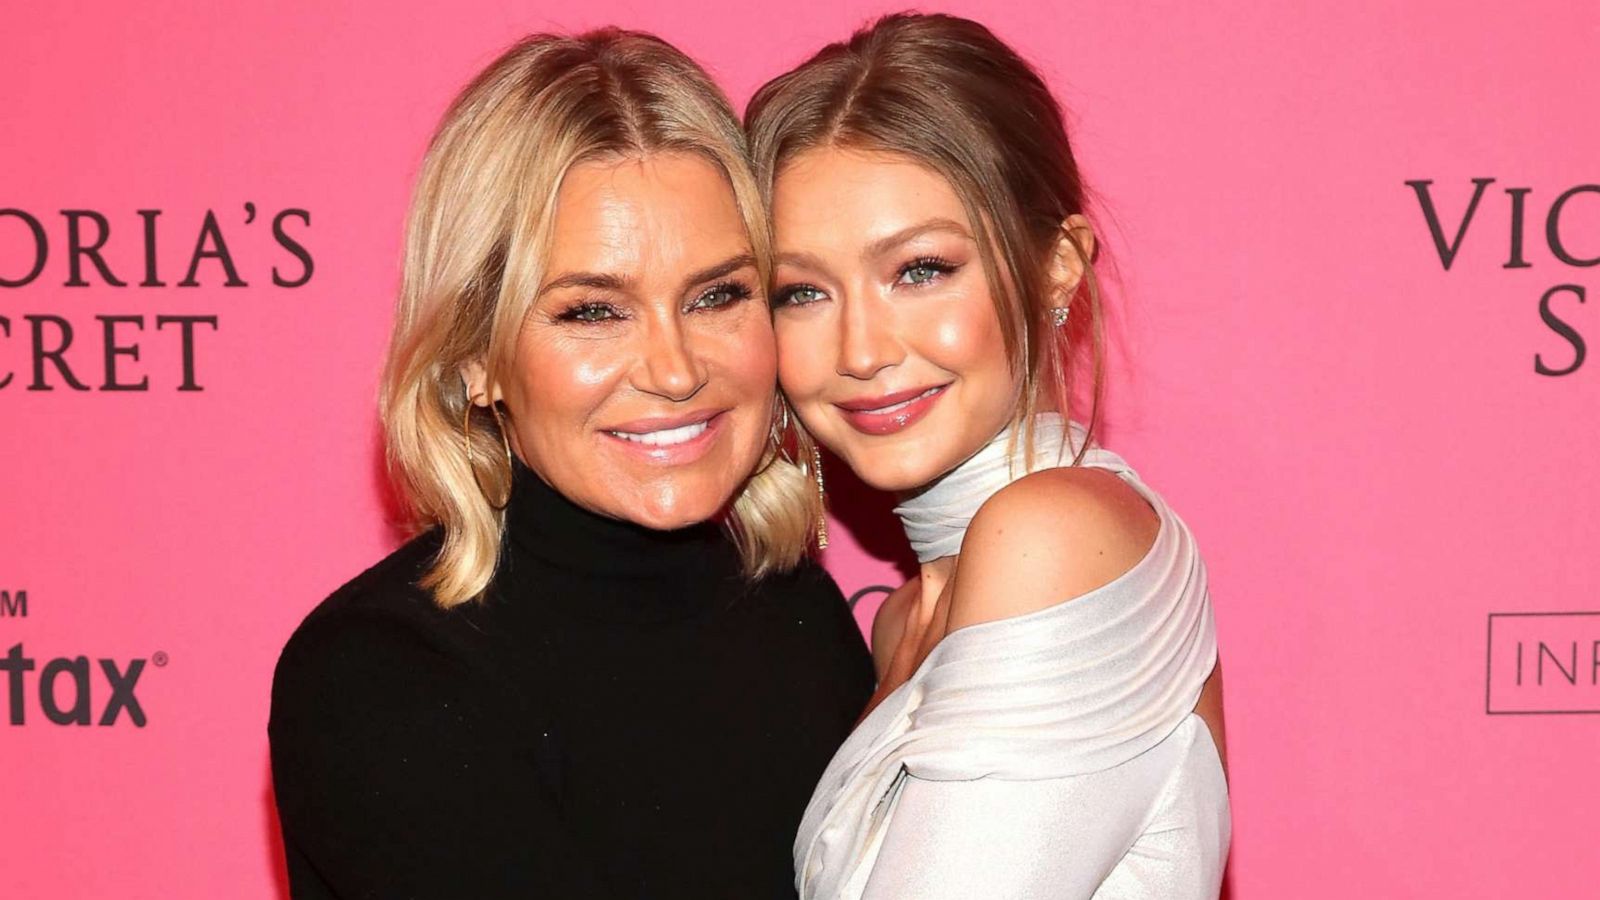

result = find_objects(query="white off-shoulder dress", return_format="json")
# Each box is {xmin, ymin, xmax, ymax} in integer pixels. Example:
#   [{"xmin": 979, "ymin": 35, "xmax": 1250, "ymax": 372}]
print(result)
[{"xmin": 795, "ymin": 415, "xmax": 1230, "ymax": 899}]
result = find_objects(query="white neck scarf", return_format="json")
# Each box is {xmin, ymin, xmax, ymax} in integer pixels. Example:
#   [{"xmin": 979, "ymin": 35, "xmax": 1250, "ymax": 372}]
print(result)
[{"xmin": 892, "ymin": 412, "xmax": 1099, "ymax": 563}]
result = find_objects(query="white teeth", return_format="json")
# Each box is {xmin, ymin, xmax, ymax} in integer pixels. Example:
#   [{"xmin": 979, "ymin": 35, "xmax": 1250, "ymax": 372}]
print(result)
[
  {"xmin": 864, "ymin": 386, "xmax": 942, "ymax": 415},
  {"xmin": 610, "ymin": 421, "xmax": 709, "ymax": 447}
]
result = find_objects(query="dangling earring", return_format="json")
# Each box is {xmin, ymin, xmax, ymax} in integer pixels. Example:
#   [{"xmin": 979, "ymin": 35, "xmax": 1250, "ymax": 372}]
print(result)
[
  {"xmin": 809, "ymin": 442, "xmax": 829, "ymax": 550},
  {"xmin": 462, "ymin": 394, "xmax": 514, "ymax": 510}
]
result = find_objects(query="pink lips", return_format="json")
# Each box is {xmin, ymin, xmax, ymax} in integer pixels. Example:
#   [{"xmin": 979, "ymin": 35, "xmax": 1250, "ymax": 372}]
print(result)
[
  {"xmin": 834, "ymin": 384, "xmax": 949, "ymax": 435},
  {"xmin": 605, "ymin": 408, "xmax": 723, "ymax": 434},
  {"xmin": 600, "ymin": 408, "xmax": 727, "ymax": 465}
]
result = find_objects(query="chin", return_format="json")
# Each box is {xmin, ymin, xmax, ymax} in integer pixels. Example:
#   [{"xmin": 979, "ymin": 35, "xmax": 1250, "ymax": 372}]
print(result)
[
  {"xmin": 623, "ymin": 502, "xmax": 714, "ymax": 532},
  {"xmin": 840, "ymin": 445, "xmax": 948, "ymax": 495},
  {"xmin": 626, "ymin": 475, "xmax": 737, "ymax": 530},
  {"xmin": 631, "ymin": 508, "xmax": 710, "ymax": 531}
]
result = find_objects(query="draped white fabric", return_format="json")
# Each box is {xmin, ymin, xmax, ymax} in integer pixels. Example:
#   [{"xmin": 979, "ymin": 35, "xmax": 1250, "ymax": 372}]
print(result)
[{"xmin": 796, "ymin": 415, "xmax": 1226, "ymax": 899}]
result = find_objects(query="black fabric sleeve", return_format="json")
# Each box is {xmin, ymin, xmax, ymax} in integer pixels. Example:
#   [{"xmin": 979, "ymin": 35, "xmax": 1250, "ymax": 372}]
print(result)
[{"xmin": 268, "ymin": 608, "xmax": 615, "ymax": 900}]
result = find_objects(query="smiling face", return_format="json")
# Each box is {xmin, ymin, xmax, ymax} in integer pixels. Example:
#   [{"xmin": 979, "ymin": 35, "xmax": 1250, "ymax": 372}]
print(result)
[
  {"xmin": 770, "ymin": 146, "xmax": 1021, "ymax": 493},
  {"xmin": 476, "ymin": 151, "xmax": 776, "ymax": 530}
]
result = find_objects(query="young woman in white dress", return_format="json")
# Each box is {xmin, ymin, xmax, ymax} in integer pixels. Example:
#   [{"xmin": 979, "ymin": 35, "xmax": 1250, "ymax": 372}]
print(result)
[{"xmin": 746, "ymin": 12, "xmax": 1231, "ymax": 899}]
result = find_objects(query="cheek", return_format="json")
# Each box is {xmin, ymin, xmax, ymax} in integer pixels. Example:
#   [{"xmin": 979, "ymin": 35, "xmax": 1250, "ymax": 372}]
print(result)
[
  {"xmin": 702, "ymin": 313, "xmax": 777, "ymax": 458},
  {"xmin": 698, "ymin": 308, "xmax": 777, "ymax": 403},
  {"xmin": 727, "ymin": 311, "xmax": 778, "ymax": 386},
  {"xmin": 570, "ymin": 356, "xmax": 615, "ymax": 390},
  {"xmin": 927, "ymin": 293, "xmax": 1009, "ymax": 380},
  {"xmin": 504, "ymin": 335, "xmax": 625, "ymax": 437},
  {"xmin": 774, "ymin": 318, "xmax": 829, "ymax": 399}
]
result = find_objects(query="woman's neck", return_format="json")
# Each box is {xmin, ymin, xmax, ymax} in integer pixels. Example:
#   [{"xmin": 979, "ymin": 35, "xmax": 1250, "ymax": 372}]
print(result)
[{"xmin": 892, "ymin": 412, "xmax": 1077, "ymax": 566}]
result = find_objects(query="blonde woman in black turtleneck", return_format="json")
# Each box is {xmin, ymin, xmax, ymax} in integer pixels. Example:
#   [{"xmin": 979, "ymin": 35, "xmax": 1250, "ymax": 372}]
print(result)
[{"xmin": 267, "ymin": 30, "xmax": 872, "ymax": 900}]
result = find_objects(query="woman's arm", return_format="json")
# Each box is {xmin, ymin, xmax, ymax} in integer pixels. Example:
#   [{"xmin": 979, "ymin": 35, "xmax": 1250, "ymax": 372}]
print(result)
[{"xmin": 1196, "ymin": 659, "xmax": 1227, "ymax": 777}]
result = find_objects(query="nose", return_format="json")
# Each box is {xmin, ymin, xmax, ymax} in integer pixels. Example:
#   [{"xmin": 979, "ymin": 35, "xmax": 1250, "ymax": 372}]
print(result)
[
  {"xmin": 634, "ymin": 312, "xmax": 707, "ymax": 402},
  {"xmin": 836, "ymin": 292, "xmax": 902, "ymax": 381}
]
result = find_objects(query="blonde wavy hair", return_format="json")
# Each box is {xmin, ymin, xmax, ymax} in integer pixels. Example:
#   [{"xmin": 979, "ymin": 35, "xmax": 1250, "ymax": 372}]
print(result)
[{"xmin": 381, "ymin": 29, "xmax": 821, "ymax": 609}]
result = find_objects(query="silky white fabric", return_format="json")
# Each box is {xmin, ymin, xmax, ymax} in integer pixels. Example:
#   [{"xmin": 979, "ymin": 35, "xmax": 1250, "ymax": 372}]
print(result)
[{"xmin": 796, "ymin": 415, "xmax": 1229, "ymax": 899}]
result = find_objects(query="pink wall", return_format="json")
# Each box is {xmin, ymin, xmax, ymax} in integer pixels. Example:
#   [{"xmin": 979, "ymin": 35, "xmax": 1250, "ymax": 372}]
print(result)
[{"xmin": 3, "ymin": 1, "xmax": 1597, "ymax": 896}]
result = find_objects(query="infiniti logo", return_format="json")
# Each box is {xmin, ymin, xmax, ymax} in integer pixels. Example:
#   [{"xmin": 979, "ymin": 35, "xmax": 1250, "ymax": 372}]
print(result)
[{"xmin": 1485, "ymin": 612, "xmax": 1600, "ymax": 715}]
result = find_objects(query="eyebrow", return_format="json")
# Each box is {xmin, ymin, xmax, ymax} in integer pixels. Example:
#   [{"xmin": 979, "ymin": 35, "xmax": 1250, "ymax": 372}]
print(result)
[
  {"xmin": 539, "ymin": 253, "xmax": 757, "ymax": 297},
  {"xmin": 539, "ymin": 271, "xmax": 631, "ymax": 295},
  {"xmin": 775, "ymin": 217, "xmax": 974, "ymax": 271},
  {"xmin": 862, "ymin": 217, "xmax": 973, "ymax": 260},
  {"xmin": 681, "ymin": 253, "xmax": 757, "ymax": 289}
]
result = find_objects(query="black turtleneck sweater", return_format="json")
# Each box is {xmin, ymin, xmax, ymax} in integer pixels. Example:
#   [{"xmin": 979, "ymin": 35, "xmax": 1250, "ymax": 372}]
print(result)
[{"xmin": 268, "ymin": 463, "xmax": 875, "ymax": 899}]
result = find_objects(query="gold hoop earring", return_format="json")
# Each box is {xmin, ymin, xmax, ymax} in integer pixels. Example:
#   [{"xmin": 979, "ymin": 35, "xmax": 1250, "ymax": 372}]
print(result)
[
  {"xmin": 462, "ymin": 395, "xmax": 514, "ymax": 510},
  {"xmin": 808, "ymin": 441, "xmax": 829, "ymax": 550},
  {"xmin": 753, "ymin": 397, "xmax": 797, "ymax": 477},
  {"xmin": 773, "ymin": 398, "xmax": 791, "ymax": 447}
]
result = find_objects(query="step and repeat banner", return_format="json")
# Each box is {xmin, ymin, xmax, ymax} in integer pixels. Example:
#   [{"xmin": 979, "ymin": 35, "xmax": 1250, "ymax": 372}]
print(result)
[{"xmin": 3, "ymin": 1, "xmax": 1596, "ymax": 897}]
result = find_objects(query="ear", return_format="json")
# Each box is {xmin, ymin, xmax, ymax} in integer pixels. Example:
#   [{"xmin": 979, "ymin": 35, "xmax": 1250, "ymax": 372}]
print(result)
[
  {"xmin": 1046, "ymin": 214, "xmax": 1097, "ymax": 301},
  {"xmin": 458, "ymin": 359, "xmax": 501, "ymax": 406}
]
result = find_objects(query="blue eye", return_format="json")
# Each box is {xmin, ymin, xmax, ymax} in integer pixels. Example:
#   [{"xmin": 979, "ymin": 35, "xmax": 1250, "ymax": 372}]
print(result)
[
  {"xmin": 897, "ymin": 257, "xmax": 957, "ymax": 286},
  {"xmin": 690, "ymin": 281, "xmax": 754, "ymax": 311},
  {"xmin": 774, "ymin": 284, "xmax": 827, "ymax": 308},
  {"xmin": 557, "ymin": 302, "xmax": 622, "ymax": 323}
]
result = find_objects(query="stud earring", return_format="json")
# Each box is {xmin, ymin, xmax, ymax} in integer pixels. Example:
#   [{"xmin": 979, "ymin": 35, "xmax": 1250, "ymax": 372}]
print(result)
[{"xmin": 1050, "ymin": 305, "xmax": 1071, "ymax": 327}]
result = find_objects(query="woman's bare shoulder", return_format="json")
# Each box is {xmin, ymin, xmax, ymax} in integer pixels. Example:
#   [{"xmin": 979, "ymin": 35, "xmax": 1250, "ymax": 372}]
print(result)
[{"xmin": 945, "ymin": 466, "xmax": 1160, "ymax": 633}]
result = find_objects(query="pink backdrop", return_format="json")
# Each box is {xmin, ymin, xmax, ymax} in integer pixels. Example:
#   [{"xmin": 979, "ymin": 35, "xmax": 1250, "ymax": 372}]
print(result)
[{"xmin": 4, "ymin": 1, "xmax": 1597, "ymax": 897}]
